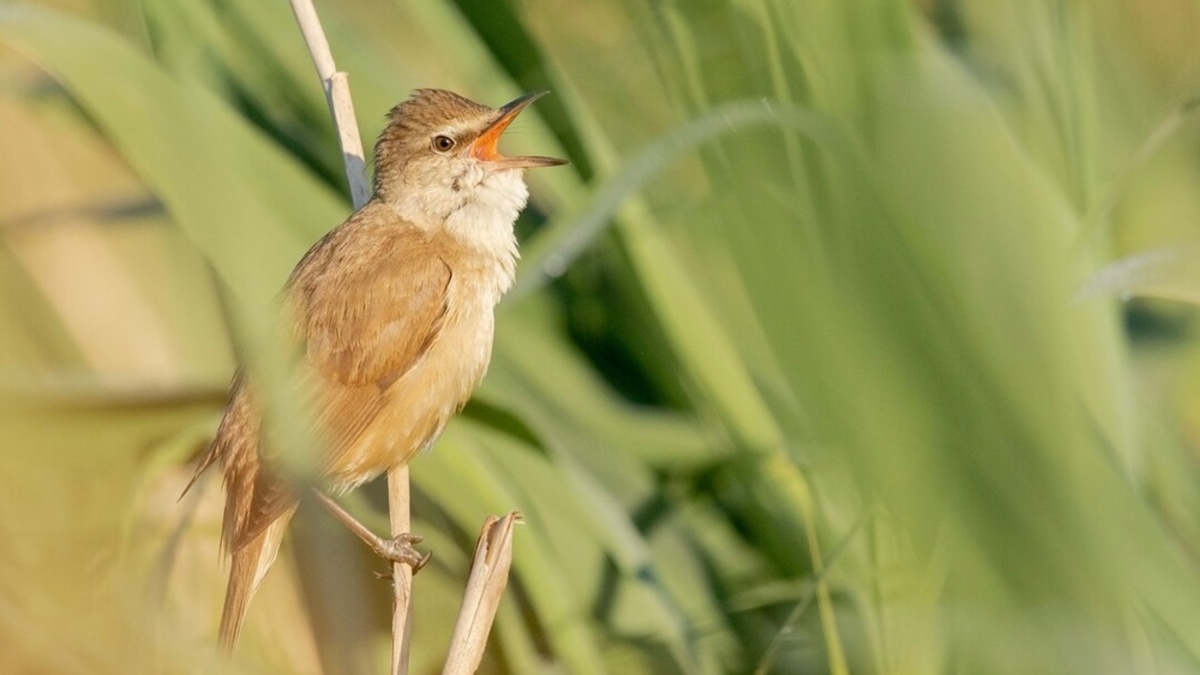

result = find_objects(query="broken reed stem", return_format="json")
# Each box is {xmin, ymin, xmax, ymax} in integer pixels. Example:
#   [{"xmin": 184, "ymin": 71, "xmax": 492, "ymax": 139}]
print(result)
[
  {"xmin": 442, "ymin": 512, "xmax": 522, "ymax": 675},
  {"xmin": 287, "ymin": 1, "xmax": 412, "ymax": 673}
]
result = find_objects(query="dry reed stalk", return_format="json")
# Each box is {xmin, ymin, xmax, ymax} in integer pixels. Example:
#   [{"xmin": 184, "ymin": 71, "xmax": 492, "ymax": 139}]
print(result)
[
  {"xmin": 442, "ymin": 512, "xmax": 521, "ymax": 675},
  {"xmin": 286, "ymin": 1, "xmax": 412, "ymax": 672}
]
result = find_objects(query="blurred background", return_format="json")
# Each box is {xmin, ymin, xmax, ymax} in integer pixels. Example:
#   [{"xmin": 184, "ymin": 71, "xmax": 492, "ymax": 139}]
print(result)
[{"xmin": 3, "ymin": 0, "xmax": 1200, "ymax": 673}]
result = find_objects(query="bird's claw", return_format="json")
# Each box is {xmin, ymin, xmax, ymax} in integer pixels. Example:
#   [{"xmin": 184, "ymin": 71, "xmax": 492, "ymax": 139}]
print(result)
[{"xmin": 377, "ymin": 533, "xmax": 432, "ymax": 573}]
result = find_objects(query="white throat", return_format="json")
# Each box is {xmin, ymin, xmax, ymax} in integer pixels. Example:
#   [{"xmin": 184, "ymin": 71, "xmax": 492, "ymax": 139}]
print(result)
[
  {"xmin": 388, "ymin": 165, "xmax": 527, "ymax": 297},
  {"xmin": 443, "ymin": 169, "xmax": 526, "ymax": 259}
]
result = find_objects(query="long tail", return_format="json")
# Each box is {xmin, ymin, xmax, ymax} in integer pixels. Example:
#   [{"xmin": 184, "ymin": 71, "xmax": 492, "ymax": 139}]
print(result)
[{"xmin": 218, "ymin": 509, "xmax": 295, "ymax": 651}]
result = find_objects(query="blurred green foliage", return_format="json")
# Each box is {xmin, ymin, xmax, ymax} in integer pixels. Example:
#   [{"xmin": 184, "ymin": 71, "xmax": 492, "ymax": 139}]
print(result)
[{"xmin": 3, "ymin": 1, "xmax": 1200, "ymax": 673}]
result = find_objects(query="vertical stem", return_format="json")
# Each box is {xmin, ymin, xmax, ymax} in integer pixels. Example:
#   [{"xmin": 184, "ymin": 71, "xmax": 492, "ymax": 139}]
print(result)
[
  {"xmin": 389, "ymin": 466, "xmax": 414, "ymax": 675},
  {"xmin": 288, "ymin": 0, "xmax": 371, "ymax": 209},
  {"xmin": 288, "ymin": 1, "xmax": 413, "ymax": 672},
  {"xmin": 326, "ymin": 72, "xmax": 372, "ymax": 209}
]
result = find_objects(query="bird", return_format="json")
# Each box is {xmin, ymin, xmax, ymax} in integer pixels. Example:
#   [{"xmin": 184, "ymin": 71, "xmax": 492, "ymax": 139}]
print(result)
[{"xmin": 183, "ymin": 89, "xmax": 567, "ymax": 650}]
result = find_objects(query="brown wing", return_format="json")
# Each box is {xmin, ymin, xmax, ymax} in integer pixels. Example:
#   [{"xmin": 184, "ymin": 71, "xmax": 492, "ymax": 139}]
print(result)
[
  {"xmin": 190, "ymin": 213, "xmax": 452, "ymax": 555},
  {"xmin": 294, "ymin": 232, "xmax": 451, "ymax": 388},
  {"xmin": 289, "ymin": 220, "xmax": 452, "ymax": 471}
]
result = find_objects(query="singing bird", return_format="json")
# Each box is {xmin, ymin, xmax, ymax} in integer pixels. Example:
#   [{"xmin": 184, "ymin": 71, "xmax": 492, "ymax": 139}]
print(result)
[{"xmin": 185, "ymin": 89, "xmax": 566, "ymax": 649}]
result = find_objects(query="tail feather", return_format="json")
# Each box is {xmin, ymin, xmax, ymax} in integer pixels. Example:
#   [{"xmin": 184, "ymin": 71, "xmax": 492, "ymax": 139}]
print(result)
[{"xmin": 218, "ymin": 510, "xmax": 294, "ymax": 651}]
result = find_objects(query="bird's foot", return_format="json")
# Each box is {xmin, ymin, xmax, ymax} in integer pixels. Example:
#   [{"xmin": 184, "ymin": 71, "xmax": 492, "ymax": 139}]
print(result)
[
  {"xmin": 375, "ymin": 532, "xmax": 433, "ymax": 572},
  {"xmin": 312, "ymin": 491, "xmax": 432, "ymax": 573}
]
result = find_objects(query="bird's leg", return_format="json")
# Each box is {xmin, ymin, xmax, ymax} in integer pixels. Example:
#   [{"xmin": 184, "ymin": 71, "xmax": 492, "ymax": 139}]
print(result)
[{"xmin": 312, "ymin": 490, "xmax": 432, "ymax": 572}]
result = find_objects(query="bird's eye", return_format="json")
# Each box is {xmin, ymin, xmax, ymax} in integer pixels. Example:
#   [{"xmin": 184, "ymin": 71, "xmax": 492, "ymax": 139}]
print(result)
[{"xmin": 432, "ymin": 135, "xmax": 456, "ymax": 152}]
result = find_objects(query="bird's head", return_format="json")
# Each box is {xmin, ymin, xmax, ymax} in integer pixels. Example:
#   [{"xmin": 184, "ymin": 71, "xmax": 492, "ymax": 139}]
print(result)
[{"xmin": 372, "ymin": 89, "xmax": 566, "ymax": 228}]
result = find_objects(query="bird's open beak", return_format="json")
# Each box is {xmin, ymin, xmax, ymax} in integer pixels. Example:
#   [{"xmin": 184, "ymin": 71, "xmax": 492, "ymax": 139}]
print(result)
[{"xmin": 469, "ymin": 91, "xmax": 568, "ymax": 169}]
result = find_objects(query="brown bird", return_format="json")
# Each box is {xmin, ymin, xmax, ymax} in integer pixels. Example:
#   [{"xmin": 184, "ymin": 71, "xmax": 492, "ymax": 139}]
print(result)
[{"xmin": 185, "ymin": 89, "xmax": 566, "ymax": 649}]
